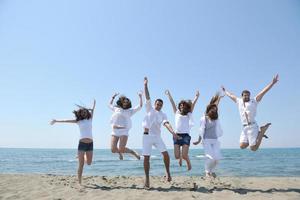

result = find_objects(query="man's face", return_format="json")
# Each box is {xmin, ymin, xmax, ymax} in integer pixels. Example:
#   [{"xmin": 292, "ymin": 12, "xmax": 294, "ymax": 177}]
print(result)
[
  {"xmin": 242, "ymin": 92, "xmax": 251, "ymax": 102},
  {"xmin": 154, "ymin": 101, "xmax": 163, "ymax": 111}
]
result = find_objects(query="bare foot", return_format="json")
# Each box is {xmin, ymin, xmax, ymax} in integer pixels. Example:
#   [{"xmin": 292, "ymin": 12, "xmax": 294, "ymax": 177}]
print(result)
[
  {"xmin": 205, "ymin": 172, "xmax": 212, "ymax": 178},
  {"xmin": 187, "ymin": 162, "xmax": 192, "ymax": 171},
  {"xmin": 132, "ymin": 150, "xmax": 141, "ymax": 160},
  {"xmin": 144, "ymin": 179, "xmax": 150, "ymax": 189},
  {"xmin": 179, "ymin": 158, "xmax": 182, "ymax": 167},
  {"xmin": 211, "ymin": 172, "xmax": 217, "ymax": 178},
  {"xmin": 165, "ymin": 174, "xmax": 172, "ymax": 182},
  {"xmin": 260, "ymin": 123, "xmax": 271, "ymax": 138},
  {"xmin": 119, "ymin": 153, "xmax": 124, "ymax": 160}
]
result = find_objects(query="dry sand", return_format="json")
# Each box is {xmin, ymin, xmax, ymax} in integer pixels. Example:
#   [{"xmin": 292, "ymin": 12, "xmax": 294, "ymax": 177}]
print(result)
[{"xmin": 0, "ymin": 174, "xmax": 299, "ymax": 200}]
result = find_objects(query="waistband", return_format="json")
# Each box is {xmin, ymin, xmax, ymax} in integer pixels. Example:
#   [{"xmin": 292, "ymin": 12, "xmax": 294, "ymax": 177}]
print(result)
[{"xmin": 243, "ymin": 122, "xmax": 257, "ymax": 127}]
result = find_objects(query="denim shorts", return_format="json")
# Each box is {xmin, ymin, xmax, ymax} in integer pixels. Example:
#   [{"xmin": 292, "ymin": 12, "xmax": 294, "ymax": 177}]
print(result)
[
  {"xmin": 173, "ymin": 133, "xmax": 191, "ymax": 146},
  {"xmin": 78, "ymin": 141, "xmax": 93, "ymax": 152}
]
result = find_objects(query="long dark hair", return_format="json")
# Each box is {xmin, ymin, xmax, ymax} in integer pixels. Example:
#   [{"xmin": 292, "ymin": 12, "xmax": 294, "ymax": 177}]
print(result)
[
  {"xmin": 116, "ymin": 96, "xmax": 132, "ymax": 109},
  {"xmin": 205, "ymin": 94, "xmax": 220, "ymax": 120},
  {"xmin": 73, "ymin": 108, "xmax": 92, "ymax": 121},
  {"xmin": 178, "ymin": 100, "xmax": 192, "ymax": 115}
]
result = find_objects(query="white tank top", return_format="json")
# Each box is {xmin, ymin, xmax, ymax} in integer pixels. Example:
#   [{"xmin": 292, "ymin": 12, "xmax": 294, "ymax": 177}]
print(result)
[
  {"xmin": 77, "ymin": 119, "xmax": 93, "ymax": 139},
  {"xmin": 175, "ymin": 111, "xmax": 194, "ymax": 134}
]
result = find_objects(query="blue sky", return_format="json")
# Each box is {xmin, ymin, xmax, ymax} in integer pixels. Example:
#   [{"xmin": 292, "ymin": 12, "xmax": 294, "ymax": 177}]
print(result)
[{"xmin": 0, "ymin": 0, "xmax": 299, "ymax": 149}]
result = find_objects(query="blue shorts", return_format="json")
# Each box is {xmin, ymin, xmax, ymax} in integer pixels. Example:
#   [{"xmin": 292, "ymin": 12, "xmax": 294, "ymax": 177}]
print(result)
[
  {"xmin": 78, "ymin": 141, "xmax": 93, "ymax": 152},
  {"xmin": 173, "ymin": 133, "xmax": 191, "ymax": 146}
]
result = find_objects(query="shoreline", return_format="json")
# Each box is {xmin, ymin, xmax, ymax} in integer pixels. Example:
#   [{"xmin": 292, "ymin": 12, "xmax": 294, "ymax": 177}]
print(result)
[{"xmin": 1, "ymin": 174, "xmax": 299, "ymax": 200}]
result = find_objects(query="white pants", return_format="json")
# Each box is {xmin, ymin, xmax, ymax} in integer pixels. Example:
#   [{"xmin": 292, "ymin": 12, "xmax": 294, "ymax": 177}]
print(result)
[
  {"xmin": 203, "ymin": 139, "xmax": 221, "ymax": 173},
  {"xmin": 240, "ymin": 123, "xmax": 259, "ymax": 146},
  {"xmin": 142, "ymin": 135, "xmax": 167, "ymax": 156}
]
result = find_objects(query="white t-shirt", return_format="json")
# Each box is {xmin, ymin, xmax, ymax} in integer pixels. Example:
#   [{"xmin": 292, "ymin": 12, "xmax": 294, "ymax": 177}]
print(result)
[
  {"xmin": 175, "ymin": 110, "xmax": 194, "ymax": 134},
  {"xmin": 77, "ymin": 119, "xmax": 93, "ymax": 139},
  {"xmin": 237, "ymin": 98, "xmax": 258, "ymax": 124},
  {"xmin": 109, "ymin": 104, "xmax": 141, "ymax": 130},
  {"xmin": 142, "ymin": 100, "xmax": 168, "ymax": 136}
]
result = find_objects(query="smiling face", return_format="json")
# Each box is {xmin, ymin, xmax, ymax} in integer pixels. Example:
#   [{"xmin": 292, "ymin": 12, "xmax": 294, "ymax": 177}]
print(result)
[
  {"xmin": 178, "ymin": 101, "xmax": 191, "ymax": 115},
  {"xmin": 154, "ymin": 99, "xmax": 163, "ymax": 111},
  {"xmin": 242, "ymin": 90, "xmax": 251, "ymax": 102},
  {"xmin": 80, "ymin": 109, "xmax": 88, "ymax": 118},
  {"xmin": 206, "ymin": 104, "xmax": 218, "ymax": 120},
  {"xmin": 117, "ymin": 96, "xmax": 132, "ymax": 109}
]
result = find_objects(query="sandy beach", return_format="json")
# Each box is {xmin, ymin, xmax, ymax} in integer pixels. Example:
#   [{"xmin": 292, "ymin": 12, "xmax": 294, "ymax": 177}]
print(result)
[{"xmin": 0, "ymin": 174, "xmax": 299, "ymax": 200}]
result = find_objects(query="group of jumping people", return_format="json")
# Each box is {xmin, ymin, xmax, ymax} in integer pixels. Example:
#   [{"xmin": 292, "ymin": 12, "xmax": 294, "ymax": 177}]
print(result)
[{"xmin": 50, "ymin": 74, "xmax": 279, "ymax": 188}]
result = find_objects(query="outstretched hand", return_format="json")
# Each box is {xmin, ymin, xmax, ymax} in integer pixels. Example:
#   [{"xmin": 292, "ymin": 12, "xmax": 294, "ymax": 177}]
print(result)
[
  {"xmin": 165, "ymin": 90, "xmax": 170, "ymax": 96},
  {"xmin": 144, "ymin": 77, "xmax": 148, "ymax": 85},
  {"xmin": 195, "ymin": 90, "xmax": 200, "ymax": 97},
  {"xmin": 112, "ymin": 93, "xmax": 119, "ymax": 99},
  {"xmin": 138, "ymin": 91, "xmax": 143, "ymax": 98},
  {"xmin": 221, "ymin": 86, "xmax": 226, "ymax": 92},
  {"xmin": 272, "ymin": 74, "xmax": 279, "ymax": 84}
]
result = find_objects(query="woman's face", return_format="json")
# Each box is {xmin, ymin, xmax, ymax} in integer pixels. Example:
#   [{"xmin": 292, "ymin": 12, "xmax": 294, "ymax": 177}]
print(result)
[
  {"xmin": 208, "ymin": 106, "xmax": 218, "ymax": 119},
  {"xmin": 122, "ymin": 99, "xmax": 130, "ymax": 108},
  {"xmin": 81, "ymin": 110, "xmax": 88, "ymax": 118}
]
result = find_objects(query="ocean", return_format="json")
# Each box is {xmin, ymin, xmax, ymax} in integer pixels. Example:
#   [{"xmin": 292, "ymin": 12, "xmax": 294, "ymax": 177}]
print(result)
[{"xmin": 0, "ymin": 148, "xmax": 299, "ymax": 177}]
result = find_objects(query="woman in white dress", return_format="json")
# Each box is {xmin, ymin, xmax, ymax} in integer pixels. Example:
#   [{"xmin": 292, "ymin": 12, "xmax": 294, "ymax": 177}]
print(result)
[{"xmin": 109, "ymin": 92, "xmax": 143, "ymax": 160}]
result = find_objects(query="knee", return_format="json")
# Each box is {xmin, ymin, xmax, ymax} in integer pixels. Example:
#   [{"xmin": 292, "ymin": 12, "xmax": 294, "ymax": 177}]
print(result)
[
  {"xmin": 87, "ymin": 161, "xmax": 92, "ymax": 165},
  {"xmin": 182, "ymin": 155, "xmax": 188, "ymax": 160},
  {"xmin": 119, "ymin": 147, "xmax": 126, "ymax": 153},
  {"xmin": 111, "ymin": 148, "xmax": 118, "ymax": 153},
  {"xmin": 240, "ymin": 144, "xmax": 248, "ymax": 149},
  {"xmin": 144, "ymin": 156, "xmax": 150, "ymax": 162},
  {"xmin": 250, "ymin": 146, "xmax": 258, "ymax": 151},
  {"xmin": 175, "ymin": 154, "xmax": 180, "ymax": 159}
]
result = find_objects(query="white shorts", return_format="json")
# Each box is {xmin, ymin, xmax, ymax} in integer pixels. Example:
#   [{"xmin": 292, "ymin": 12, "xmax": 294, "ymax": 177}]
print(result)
[
  {"xmin": 142, "ymin": 135, "xmax": 167, "ymax": 156},
  {"xmin": 240, "ymin": 123, "xmax": 259, "ymax": 146},
  {"xmin": 203, "ymin": 139, "xmax": 222, "ymax": 160},
  {"xmin": 111, "ymin": 129, "xmax": 129, "ymax": 137}
]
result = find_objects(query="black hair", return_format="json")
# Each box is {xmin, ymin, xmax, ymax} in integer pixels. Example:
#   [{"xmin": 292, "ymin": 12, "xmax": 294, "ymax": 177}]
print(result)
[{"xmin": 73, "ymin": 108, "xmax": 92, "ymax": 121}]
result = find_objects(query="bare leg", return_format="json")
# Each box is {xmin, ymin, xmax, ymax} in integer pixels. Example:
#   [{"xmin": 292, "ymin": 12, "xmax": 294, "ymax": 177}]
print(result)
[
  {"xmin": 161, "ymin": 151, "xmax": 171, "ymax": 182},
  {"xmin": 119, "ymin": 136, "xmax": 140, "ymax": 160},
  {"xmin": 174, "ymin": 145, "xmax": 181, "ymax": 166},
  {"xmin": 77, "ymin": 151, "xmax": 85, "ymax": 185},
  {"xmin": 251, "ymin": 123, "xmax": 271, "ymax": 151},
  {"xmin": 240, "ymin": 143, "xmax": 249, "ymax": 149},
  {"xmin": 144, "ymin": 155, "xmax": 150, "ymax": 188},
  {"xmin": 182, "ymin": 145, "xmax": 191, "ymax": 171},
  {"xmin": 111, "ymin": 136, "xmax": 123, "ymax": 160},
  {"xmin": 85, "ymin": 151, "xmax": 93, "ymax": 165}
]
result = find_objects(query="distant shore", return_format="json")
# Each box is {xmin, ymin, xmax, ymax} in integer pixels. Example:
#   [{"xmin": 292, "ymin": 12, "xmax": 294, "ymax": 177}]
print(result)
[{"xmin": 1, "ymin": 174, "xmax": 299, "ymax": 200}]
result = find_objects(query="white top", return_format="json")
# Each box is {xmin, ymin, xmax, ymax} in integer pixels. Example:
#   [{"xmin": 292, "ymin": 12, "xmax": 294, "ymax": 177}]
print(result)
[
  {"xmin": 199, "ymin": 116, "xmax": 223, "ymax": 139},
  {"xmin": 109, "ymin": 104, "xmax": 142, "ymax": 130},
  {"xmin": 142, "ymin": 100, "xmax": 168, "ymax": 136},
  {"xmin": 175, "ymin": 110, "xmax": 194, "ymax": 134},
  {"xmin": 237, "ymin": 98, "xmax": 258, "ymax": 124},
  {"xmin": 77, "ymin": 119, "xmax": 93, "ymax": 139}
]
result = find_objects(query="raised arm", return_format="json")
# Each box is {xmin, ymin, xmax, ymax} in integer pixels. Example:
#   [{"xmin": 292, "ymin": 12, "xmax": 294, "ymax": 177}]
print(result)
[
  {"xmin": 191, "ymin": 90, "xmax": 200, "ymax": 113},
  {"xmin": 90, "ymin": 99, "xmax": 96, "ymax": 118},
  {"xmin": 255, "ymin": 74, "xmax": 279, "ymax": 102},
  {"xmin": 221, "ymin": 86, "xmax": 238, "ymax": 103},
  {"xmin": 165, "ymin": 90, "xmax": 177, "ymax": 113},
  {"xmin": 50, "ymin": 119, "xmax": 77, "ymax": 125},
  {"xmin": 138, "ymin": 91, "xmax": 143, "ymax": 107},
  {"xmin": 109, "ymin": 93, "xmax": 119, "ymax": 110},
  {"xmin": 144, "ymin": 77, "xmax": 150, "ymax": 101}
]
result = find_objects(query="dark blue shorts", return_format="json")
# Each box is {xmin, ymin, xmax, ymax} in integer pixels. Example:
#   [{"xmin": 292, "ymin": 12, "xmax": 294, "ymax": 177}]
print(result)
[
  {"xmin": 173, "ymin": 133, "xmax": 191, "ymax": 146},
  {"xmin": 78, "ymin": 141, "xmax": 93, "ymax": 152}
]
